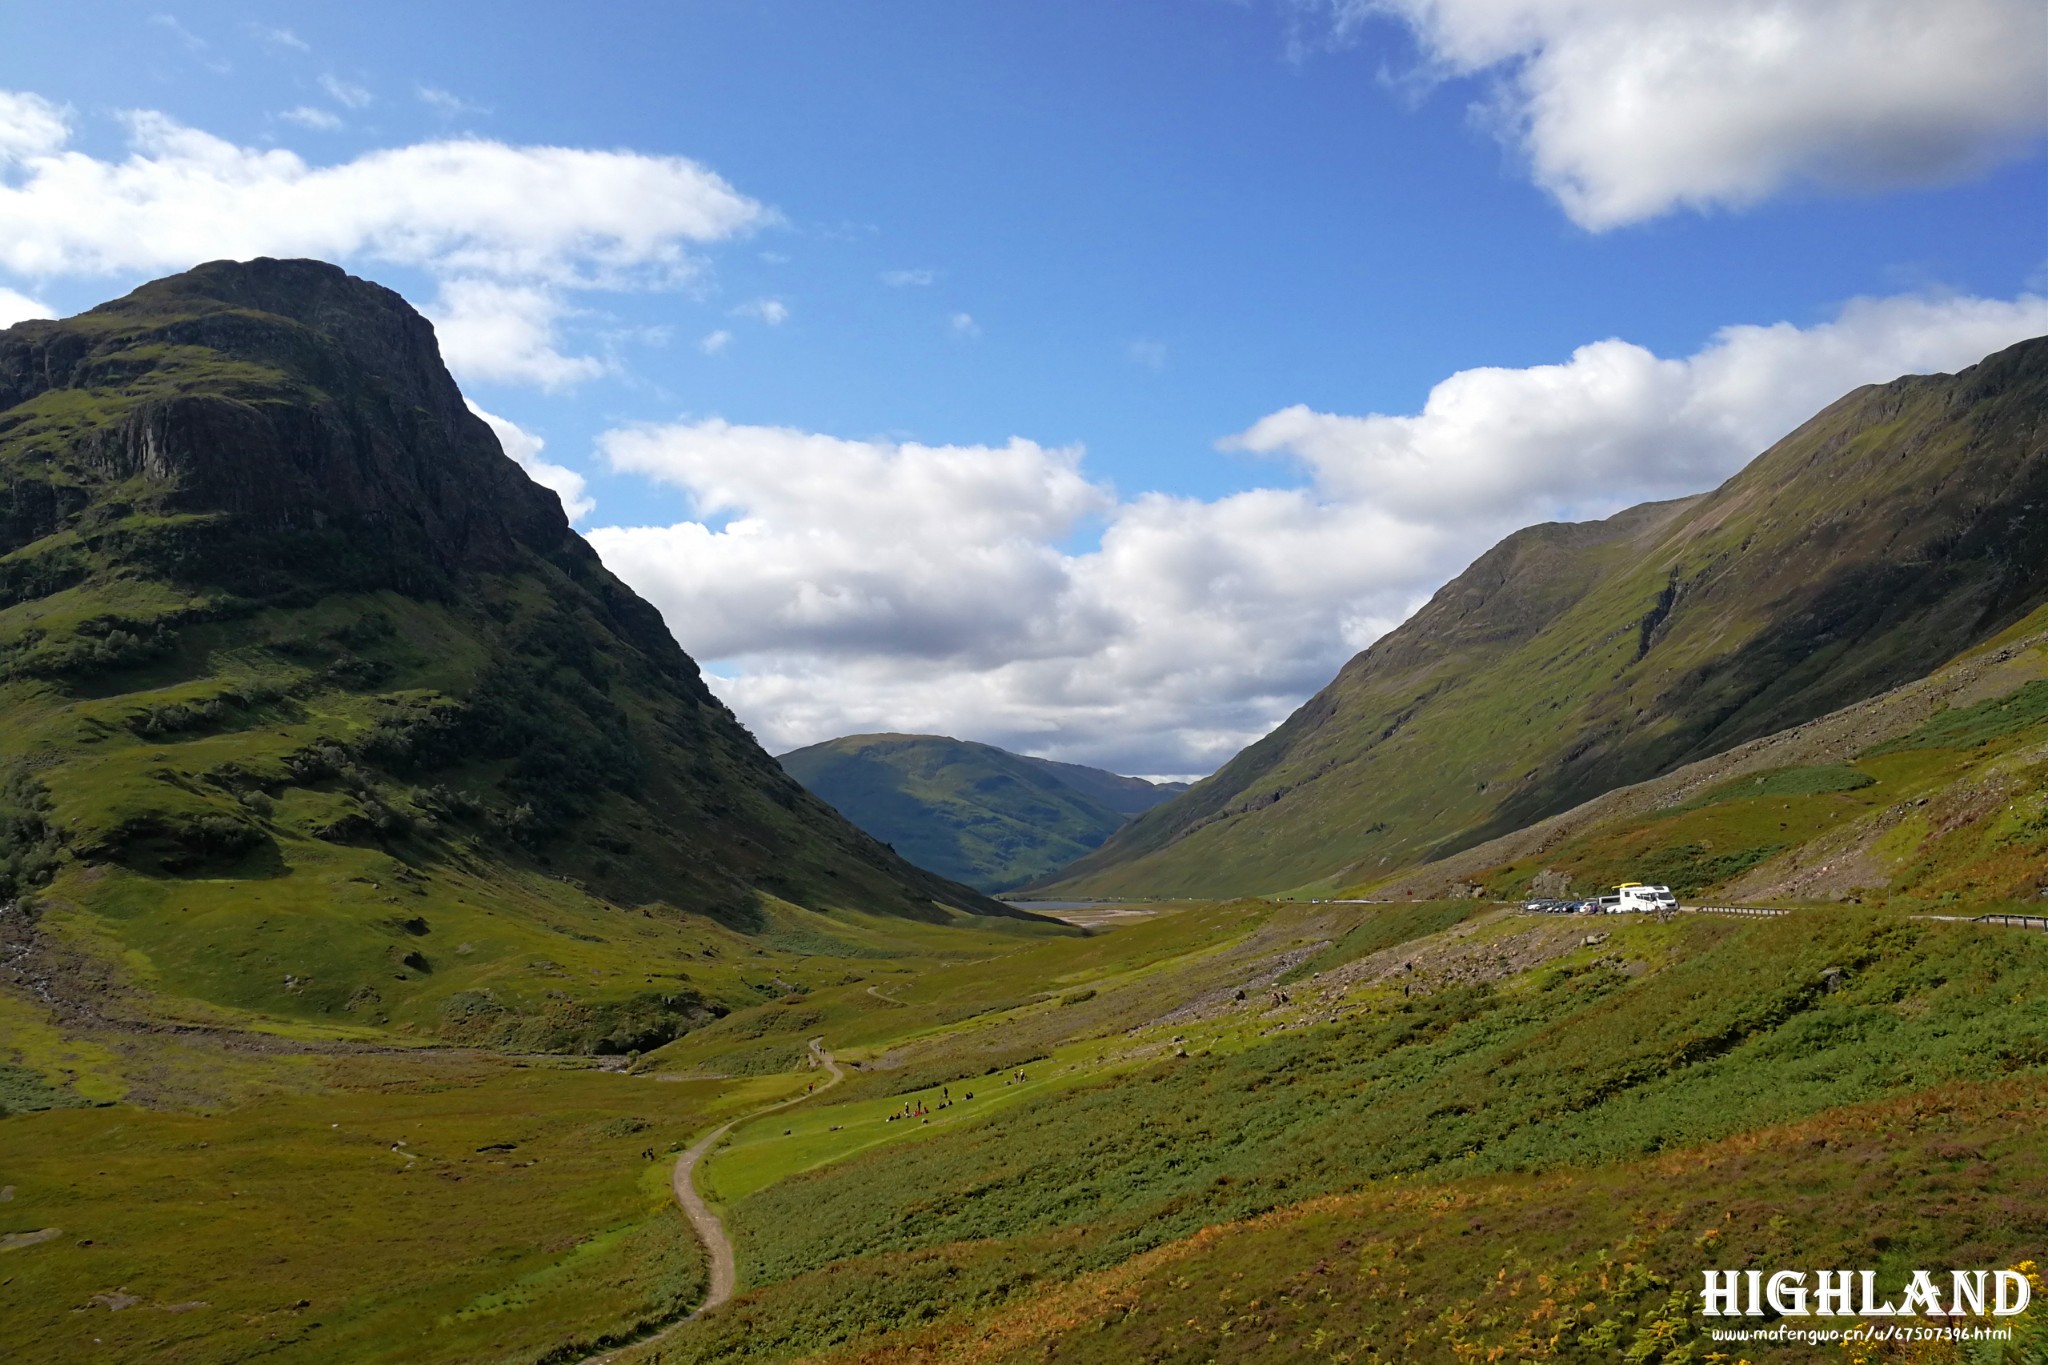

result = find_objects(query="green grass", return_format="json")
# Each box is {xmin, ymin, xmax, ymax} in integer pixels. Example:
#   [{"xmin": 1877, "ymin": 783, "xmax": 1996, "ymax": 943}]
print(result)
[
  {"xmin": 597, "ymin": 909, "xmax": 2048, "ymax": 1362},
  {"xmin": 806, "ymin": 1077, "xmax": 2048, "ymax": 1364},
  {"xmin": 1681, "ymin": 763, "xmax": 1877, "ymax": 808},
  {"xmin": 1868, "ymin": 679, "xmax": 2048, "ymax": 755},
  {"xmin": 0, "ymin": 1052, "xmax": 802, "ymax": 1365}
]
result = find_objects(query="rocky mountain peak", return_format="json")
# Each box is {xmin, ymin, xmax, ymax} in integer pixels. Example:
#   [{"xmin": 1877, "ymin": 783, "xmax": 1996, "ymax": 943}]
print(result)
[{"xmin": 0, "ymin": 257, "xmax": 564, "ymax": 583}]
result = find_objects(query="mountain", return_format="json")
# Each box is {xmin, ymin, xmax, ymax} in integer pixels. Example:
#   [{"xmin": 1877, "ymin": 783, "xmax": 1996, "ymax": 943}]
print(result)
[
  {"xmin": 1014, "ymin": 754, "xmax": 1189, "ymax": 817},
  {"xmin": 1052, "ymin": 336, "xmax": 2048, "ymax": 897},
  {"xmin": 0, "ymin": 258, "xmax": 1018, "ymax": 1050},
  {"xmin": 779, "ymin": 733, "xmax": 1185, "ymax": 891},
  {"xmin": 1369, "ymin": 594, "xmax": 2048, "ymax": 909}
]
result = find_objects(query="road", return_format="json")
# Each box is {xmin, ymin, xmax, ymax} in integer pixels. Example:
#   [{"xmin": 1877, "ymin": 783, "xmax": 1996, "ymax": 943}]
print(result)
[{"xmin": 590, "ymin": 1037, "xmax": 843, "ymax": 1362}]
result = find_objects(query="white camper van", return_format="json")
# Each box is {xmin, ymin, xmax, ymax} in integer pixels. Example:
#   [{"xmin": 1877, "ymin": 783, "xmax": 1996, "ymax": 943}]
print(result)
[{"xmin": 1614, "ymin": 883, "xmax": 1678, "ymax": 912}]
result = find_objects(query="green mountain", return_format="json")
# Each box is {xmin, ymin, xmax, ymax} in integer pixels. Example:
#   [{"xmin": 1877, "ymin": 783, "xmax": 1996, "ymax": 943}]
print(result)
[
  {"xmin": 0, "ymin": 258, "xmax": 1018, "ymax": 1051},
  {"xmin": 1370, "ymin": 592, "xmax": 2048, "ymax": 910},
  {"xmin": 1053, "ymin": 336, "xmax": 2048, "ymax": 898},
  {"xmin": 778, "ymin": 733, "xmax": 1184, "ymax": 891},
  {"xmin": 1014, "ymin": 754, "xmax": 1188, "ymax": 817}
]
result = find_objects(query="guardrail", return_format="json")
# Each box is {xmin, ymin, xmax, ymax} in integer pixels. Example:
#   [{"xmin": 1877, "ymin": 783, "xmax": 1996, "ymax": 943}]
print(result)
[
  {"xmin": 1680, "ymin": 905, "xmax": 1789, "ymax": 918},
  {"xmin": 1975, "ymin": 913, "xmax": 2048, "ymax": 931}
]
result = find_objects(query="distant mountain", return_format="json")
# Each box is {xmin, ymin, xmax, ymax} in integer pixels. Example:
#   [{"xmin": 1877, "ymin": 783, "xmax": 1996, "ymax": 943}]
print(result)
[
  {"xmin": 778, "ymin": 734, "xmax": 1185, "ymax": 891},
  {"xmin": 0, "ymin": 259, "xmax": 1013, "ymax": 1050},
  {"xmin": 1052, "ymin": 336, "xmax": 2048, "ymax": 898},
  {"xmin": 1015, "ymin": 755, "xmax": 1189, "ymax": 818}
]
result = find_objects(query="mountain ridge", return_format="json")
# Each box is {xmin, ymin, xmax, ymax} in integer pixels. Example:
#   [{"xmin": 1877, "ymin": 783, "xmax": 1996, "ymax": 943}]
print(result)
[{"xmin": 779, "ymin": 732, "xmax": 1185, "ymax": 891}]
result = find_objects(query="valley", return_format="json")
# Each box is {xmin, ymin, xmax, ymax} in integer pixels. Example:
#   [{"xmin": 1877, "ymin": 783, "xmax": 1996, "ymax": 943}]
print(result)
[
  {"xmin": 1, "ymin": 264, "xmax": 2043, "ymax": 1365},
  {"xmin": 12, "ymin": 891, "xmax": 2048, "ymax": 1363}
]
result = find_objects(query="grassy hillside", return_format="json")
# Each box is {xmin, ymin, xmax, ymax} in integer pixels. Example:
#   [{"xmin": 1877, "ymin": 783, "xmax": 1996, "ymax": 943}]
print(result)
[
  {"xmin": 779, "ymin": 733, "xmax": 1180, "ymax": 891},
  {"xmin": 1054, "ymin": 337, "xmax": 2048, "ymax": 898},
  {"xmin": 1365, "ymin": 598, "xmax": 2048, "ymax": 911},
  {"xmin": 0, "ymin": 259, "xmax": 1022, "ymax": 1050},
  {"xmin": 514, "ymin": 897, "xmax": 2048, "ymax": 1365}
]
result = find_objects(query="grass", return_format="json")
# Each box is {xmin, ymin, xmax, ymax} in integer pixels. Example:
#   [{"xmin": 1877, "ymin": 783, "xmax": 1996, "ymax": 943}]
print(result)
[
  {"xmin": 0, "ymin": 1051, "xmax": 802, "ymax": 1365},
  {"xmin": 803, "ymin": 1077, "xmax": 2048, "ymax": 1364},
  {"xmin": 581, "ymin": 906, "xmax": 2048, "ymax": 1363}
]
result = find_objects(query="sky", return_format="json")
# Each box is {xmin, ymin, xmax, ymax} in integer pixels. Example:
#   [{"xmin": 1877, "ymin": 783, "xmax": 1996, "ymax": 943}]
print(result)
[{"xmin": 2, "ymin": 1, "xmax": 2044, "ymax": 779}]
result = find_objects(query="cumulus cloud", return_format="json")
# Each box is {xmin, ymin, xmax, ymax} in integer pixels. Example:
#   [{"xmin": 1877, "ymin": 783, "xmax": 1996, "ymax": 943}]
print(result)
[
  {"xmin": 589, "ymin": 424, "xmax": 1113, "ymax": 663},
  {"xmin": 1229, "ymin": 292, "xmax": 2048, "ymax": 520},
  {"xmin": 950, "ymin": 312, "xmax": 981, "ymax": 338},
  {"xmin": 0, "ymin": 88, "xmax": 768, "ymax": 388},
  {"xmin": 427, "ymin": 280, "xmax": 608, "ymax": 390},
  {"xmin": 1337, "ymin": 0, "xmax": 2048, "ymax": 228},
  {"xmin": 699, "ymin": 328, "xmax": 733, "ymax": 355},
  {"xmin": 0, "ymin": 284, "xmax": 53, "ymax": 327},
  {"xmin": 468, "ymin": 401, "xmax": 594, "ymax": 521},
  {"xmin": 882, "ymin": 268, "xmax": 936, "ymax": 287},
  {"xmin": 588, "ymin": 292, "xmax": 2048, "ymax": 775}
]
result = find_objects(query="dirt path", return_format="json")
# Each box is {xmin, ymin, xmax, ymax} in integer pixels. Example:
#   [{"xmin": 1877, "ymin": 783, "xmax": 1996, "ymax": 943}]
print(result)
[{"xmin": 592, "ymin": 1038, "xmax": 842, "ymax": 1361}]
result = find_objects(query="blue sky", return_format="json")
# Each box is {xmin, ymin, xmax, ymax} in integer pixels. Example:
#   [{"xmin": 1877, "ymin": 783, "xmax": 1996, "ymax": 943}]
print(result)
[{"xmin": 3, "ymin": 1, "xmax": 2045, "ymax": 775}]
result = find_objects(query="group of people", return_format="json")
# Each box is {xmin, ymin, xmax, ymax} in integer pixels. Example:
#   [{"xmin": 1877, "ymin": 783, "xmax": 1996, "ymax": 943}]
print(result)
[{"xmin": 883, "ymin": 1084, "xmax": 972, "ymax": 1123}]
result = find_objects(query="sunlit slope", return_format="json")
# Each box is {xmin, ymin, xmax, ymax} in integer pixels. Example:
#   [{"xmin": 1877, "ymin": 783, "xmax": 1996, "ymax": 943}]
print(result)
[
  {"xmin": 0, "ymin": 259, "xmax": 1018, "ymax": 1045},
  {"xmin": 586, "ymin": 901, "xmax": 2048, "ymax": 1364},
  {"xmin": 1365, "ymin": 598, "xmax": 2048, "ymax": 909},
  {"xmin": 779, "ymin": 733, "xmax": 1181, "ymax": 891},
  {"xmin": 1054, "ymin": 336, "xmax": 2048, "ymax": 897}
]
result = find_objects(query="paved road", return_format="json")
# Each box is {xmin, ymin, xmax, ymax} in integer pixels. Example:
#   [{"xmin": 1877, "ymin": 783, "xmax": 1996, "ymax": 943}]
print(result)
[{"xmin": 590, "ymin": 1038, "xmax": 843, "ymax": 1362}]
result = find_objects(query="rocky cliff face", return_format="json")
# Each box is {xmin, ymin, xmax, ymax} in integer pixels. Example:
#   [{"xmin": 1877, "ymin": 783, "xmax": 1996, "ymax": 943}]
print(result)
[
  {"xmin": 1054, "ymin": 336, "xmax": 2048, "ymax": 897},
  {"xmin": 1, "ymin": 259, "xmax": 564, "ymax": 584}
]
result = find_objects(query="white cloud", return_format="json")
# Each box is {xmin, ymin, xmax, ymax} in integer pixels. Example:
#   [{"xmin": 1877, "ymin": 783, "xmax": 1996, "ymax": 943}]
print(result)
[
  {"xmin": 427, "ymin": 279, "xmax": 607, "ymax": 390},
  {"xmin": 1127, "ymin": 339, "xmax": 1168, "ymax": 371},
  {"xmin": 589, "ymin": 424, "xmax": 1113, "ymax": 665},
  {"xmin": 950, "ymin": 312, "xmax": 981, "ymax": 338},
  {"xmin": 279, "ymin": 106, "xmax": 342, "ymax": 132},
  {"xmin": 0, "ymin": 284, "xmax": 53, "ymax": 327},
  {"xmin": 417, "ymin": 85, "xmax": 488, "ymax": 118},
  {"xmin": 0, "ymin": 90, "xmax": 768, "ymax": 388},
  {"xmin": 248, "ymin": 24, "xmax": 310, "ymax": 54},
  {"xmin": 699, "ymin": 328, "xmax": 733, "ymax": 354},
  {"xmin": 733, "ymin": 297, "xmax": 788, "ymax": 325},
  {"xmin": 587, "ymin": 292, "xmax": 2048, "ymax": 775},
  {"xmin": 1228, "ymin": 291, "xmax": 2048, "ymax": 520},
  {"xmin": 0, "ymin": 99, "xmax": 764, "ymax": 281},
  {"xmin": 0, "ymin": 92, "xmax": 69, "ymax": 162},
  {"xmin": 318, "ymin": 74, "xmax": 373, "ymax": 109},
  {"xmin": 882, "ymin": 268, "xmax": 936, "ymax": 287},
  {"xmin": 467, "ymin": 400, "xmax": 594, "ymax": 521},
  {"xmin": 151, "ymin": 14, "xmax": 230, "ymax": 73},
  {"xmin": 1342, "ymin": 0, "xmax": 2048, "ymax": 228}
]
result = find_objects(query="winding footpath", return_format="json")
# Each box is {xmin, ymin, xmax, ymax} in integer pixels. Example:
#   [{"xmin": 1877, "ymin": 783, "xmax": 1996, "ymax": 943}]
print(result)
[{"xmin": 590, "ymin": 1038, "xmax": 843, "ymax": 1363}]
